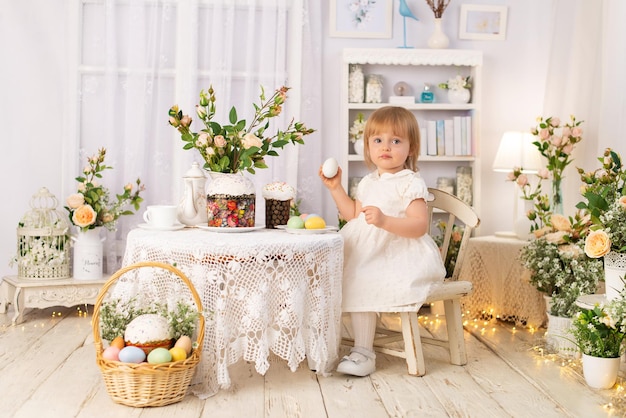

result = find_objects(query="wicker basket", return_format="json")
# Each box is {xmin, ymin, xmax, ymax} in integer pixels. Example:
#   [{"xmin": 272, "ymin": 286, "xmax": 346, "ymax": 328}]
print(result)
[{"xmin": 92, "ymin": 261, "xmax": 205, "ymax": 407}]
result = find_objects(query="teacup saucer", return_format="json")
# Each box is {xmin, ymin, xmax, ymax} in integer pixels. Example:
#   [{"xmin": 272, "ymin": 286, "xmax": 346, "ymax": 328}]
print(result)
[{"xmin": 138, "ymin": 223, "xmax": 185, "ymax": 231}]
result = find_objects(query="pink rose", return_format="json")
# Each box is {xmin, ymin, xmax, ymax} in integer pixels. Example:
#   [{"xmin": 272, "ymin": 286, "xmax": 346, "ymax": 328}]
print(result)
[
  {"xmin": 562, "ymin": 144, "xmax": 573, "ymax": 155},
  {"xmin": 538, "ymin": 168, "xmax": 550, "ymax": 179},
  {"xmin": 196, "ymin": 132, "xmax": 210, "ymax": 147},
  {"xmin": 242, "ymin": 133, "xmax": 263, "ymax": 149},
  {"xmin": 539, "ymin": 128, "xmax": 550, "ymax": 140},
  {"xmin": 516, "ymin": 174, "xmax": 528, "ymax": 187},
  {"xmin": 180, "ymin": 115, "xmax": 192, "ymax": 128},
  {"xmin": 550, "ymin": 117, "xmax": 561, "ymax": 127},
  {"xmin": 506, "ymin": 172, "xmax": 516, "ymax": 181},
  {"xmin": 214, "ymin": 135, "xmax": 227, "ymax": 148},
  {"xmin": 550, "ymin": 136, "xmax": 562, "ymax": 147},
  {"xmin": 619, "ymin": 196, "xmax": 626, "ymax": 210},
  {"xmin": 533, "ymin": 226, "xmax": 552, "ymax": 239},
  {"xmin": 168, "ymin": 116, "xmax": 179, "ymax": 127},
  {"xmin": 561, "ymin": 127, "xmax": 571, "ymax": 137},
  {"xmin": 545, "ymin": 231, "xmax": 567, "ymax": 244},
  {"xmin": 66, "ymin": 193, "xmax": 85, "ymax": 209},
  {"xmin": 572, "ymin": 127, "xmax": 583, "ymax": 137}
]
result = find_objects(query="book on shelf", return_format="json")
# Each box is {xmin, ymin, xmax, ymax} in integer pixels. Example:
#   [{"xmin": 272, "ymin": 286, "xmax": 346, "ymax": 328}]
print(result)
[
  {"xmin": 423, "ymin": 117, "xmax": 472, "ymax": 157},
  {"xmin": 435, "ymin": 120, "xmax": 445, "ymax": 156}
]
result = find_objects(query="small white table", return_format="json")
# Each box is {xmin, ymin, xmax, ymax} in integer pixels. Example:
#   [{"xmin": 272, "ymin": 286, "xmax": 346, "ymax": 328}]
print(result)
[
  {"xmin": 0, "ymin": 275, "xmax": 108, "ymax": 325},
  {"xmin": 118, "ymin": 227, "xmax": 344, "ymax": 399}
]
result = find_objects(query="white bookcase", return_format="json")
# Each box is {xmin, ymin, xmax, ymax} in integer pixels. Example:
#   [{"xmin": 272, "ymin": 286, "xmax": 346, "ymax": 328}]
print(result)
[{"xmin": 340, "ymin": 48, "xmax": 483, "ymax": 218}]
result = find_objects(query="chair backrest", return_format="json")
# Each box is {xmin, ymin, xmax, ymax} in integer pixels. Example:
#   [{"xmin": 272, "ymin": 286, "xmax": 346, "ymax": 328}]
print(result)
[{"xmin": 427, "ymin": 188, "xmax": 480, "ymax": 281}]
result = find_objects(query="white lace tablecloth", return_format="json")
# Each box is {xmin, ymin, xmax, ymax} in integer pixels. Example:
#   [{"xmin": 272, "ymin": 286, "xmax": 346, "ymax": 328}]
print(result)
[
  {"xmin": 458, "ymin": 235, "xmax": 547, "ymax": 328},
  {"xmin": 116, "ymin": 228, "xmax": 344, "ymax": 398}
]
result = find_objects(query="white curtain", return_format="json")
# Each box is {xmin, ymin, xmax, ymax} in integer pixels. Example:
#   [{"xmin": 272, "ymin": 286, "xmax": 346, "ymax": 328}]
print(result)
[
  {"xmin": 542, "ymin": 0, "xmax": 626, "ymax": 216},
  {"xmin": 68, "ymin": 0, "xmax": 323, "ymax": 273}
]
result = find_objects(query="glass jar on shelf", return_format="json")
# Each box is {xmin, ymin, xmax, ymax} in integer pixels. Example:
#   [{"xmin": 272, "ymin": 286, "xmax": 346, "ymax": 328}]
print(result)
[
  {"xmin": 348, "ymin": 64, "xmax": 364, "ymax": 103},
  {"xmin": 365, "ymin": 74, "xmax": 383, "ymax": 103}
]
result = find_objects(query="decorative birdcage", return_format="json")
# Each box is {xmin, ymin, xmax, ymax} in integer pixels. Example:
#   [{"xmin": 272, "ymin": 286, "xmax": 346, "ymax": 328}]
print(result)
[{"xmin": 15, "ymin": 187, "xmax": 70, "ymax": 280}]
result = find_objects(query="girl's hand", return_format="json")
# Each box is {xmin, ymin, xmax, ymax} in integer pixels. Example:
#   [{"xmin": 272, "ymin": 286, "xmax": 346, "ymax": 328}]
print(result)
[
  {"xmin": 318, "ymin": 165, "xmax": 343, "ymax": 190},
  {"xmin": 361, "ymin": 205, "xmax": 385, "ymax": 227}
]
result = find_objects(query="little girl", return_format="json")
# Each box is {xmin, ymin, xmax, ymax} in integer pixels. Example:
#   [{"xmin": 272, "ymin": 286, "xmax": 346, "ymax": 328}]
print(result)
[{"xmin": 319, "ymin": 106, "xmax": 446, "ymax": 377}]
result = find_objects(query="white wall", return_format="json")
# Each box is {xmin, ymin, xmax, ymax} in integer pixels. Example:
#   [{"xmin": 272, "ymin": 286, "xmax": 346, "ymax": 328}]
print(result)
[
  {"xmin": 320, "ymin": 0, "xmax": 552, "ymax": 234},
  {"xmin": 0, "ymin": 1, "xmax": 617, "ymax": 278},
  {"xmin": 0, "ymin": 1, "xmax": 72, "ymax": 278}
]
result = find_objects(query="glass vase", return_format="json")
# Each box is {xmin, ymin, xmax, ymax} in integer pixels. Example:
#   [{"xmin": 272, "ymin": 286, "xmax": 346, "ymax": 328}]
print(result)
[{"xmin": 551, "ymin": 178, "xmax": 563, "ymax": 214}]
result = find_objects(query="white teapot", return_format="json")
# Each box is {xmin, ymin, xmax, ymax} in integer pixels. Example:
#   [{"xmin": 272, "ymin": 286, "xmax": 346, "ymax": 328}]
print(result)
[{"xmin": 177, "ymin": 162, "xmax": 208, "ymax": 226}]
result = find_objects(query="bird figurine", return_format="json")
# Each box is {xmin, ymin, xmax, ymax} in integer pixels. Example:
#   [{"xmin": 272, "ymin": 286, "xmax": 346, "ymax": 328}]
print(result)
[{"xmin": 398, "ymin": 0, "xmax": 418, "ymax": 49}]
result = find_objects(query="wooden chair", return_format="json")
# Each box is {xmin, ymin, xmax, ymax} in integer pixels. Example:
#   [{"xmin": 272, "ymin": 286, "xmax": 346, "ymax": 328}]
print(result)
[{"xmin": 343, "ymin": 188, "xmax": 480, "ymax": 376}]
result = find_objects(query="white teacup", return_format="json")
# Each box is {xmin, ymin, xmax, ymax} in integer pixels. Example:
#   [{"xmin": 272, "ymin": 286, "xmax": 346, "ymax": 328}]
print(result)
[{"xmin": 143, "ymin": 205, "xmax": 178, "ymax": 228}]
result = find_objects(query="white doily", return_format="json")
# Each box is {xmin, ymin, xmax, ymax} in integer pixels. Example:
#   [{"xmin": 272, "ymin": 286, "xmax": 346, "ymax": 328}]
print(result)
[
  {"xmin": 458, "ymin": 236, "xmax": 547, "ymax": 328},
  {"xmin": 114, "ymin": 228, "xmax": 344, "ymax": 398}
]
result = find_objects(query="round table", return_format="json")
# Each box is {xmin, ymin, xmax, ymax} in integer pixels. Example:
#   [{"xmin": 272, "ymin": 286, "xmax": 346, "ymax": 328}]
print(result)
[{"xmin": 115, "ymin": 227, "xmax": 344, "ymax": 398}]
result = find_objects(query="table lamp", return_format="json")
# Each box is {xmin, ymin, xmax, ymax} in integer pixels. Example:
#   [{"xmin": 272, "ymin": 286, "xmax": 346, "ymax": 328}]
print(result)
[{"xmin": 492, "ymin": 131, "xmax": 543, "ymax": 238}]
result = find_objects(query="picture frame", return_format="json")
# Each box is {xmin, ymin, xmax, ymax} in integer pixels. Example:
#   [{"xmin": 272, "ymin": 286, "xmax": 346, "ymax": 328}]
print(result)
[
  {"xmin": 329, "ymin": 0, "xmax": 393, "ymax": 39},
  {"xmin": 459, "ymin": 4, "xmax": 508, "ymax": 41}
]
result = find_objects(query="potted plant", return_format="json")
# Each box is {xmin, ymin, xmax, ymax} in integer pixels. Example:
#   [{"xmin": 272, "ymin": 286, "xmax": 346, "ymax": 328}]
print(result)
[
  {"xmin": 519, "ymin": 213, "xmax": 602, "ymax": 354},
  {"xmin": 569, "ymin": 296, "xmax": 626, "ymax": 389},
  {"xmin": 578, "ymin": 148, "xmax": 626, "ymax": 300},
  {"xmin": 508, "ymin": 115, "xmax": 598, "ymax": 354},
  {"xmin": 349, "ymin": 112, "xmax": 366, "ymax": 156}
]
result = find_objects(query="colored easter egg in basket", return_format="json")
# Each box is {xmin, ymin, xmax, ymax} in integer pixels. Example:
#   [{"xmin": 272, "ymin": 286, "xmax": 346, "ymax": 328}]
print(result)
[
  {"xmin": 169, "ymin": 346, "xmax": 188, "ymax": 362},
  {"xmin": 174, "ymin": 335, "xmax": 193, "ymax": 356},
  {"xmin": 118, "ymin": 346, "xmax": 146, "ymax": 363},
  {"xmin": 102, "ymin": 346, "xmax": 120, "ymax": 361},
  {"xmin": 147, "ymin": 347, "xmax": 172, "ymax": 364}
]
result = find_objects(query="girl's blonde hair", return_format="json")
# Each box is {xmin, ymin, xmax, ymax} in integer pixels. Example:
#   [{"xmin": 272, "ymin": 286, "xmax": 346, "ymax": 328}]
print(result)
[{"xmin": 362, "ymin": 106, "xmax": 421, "ymax": 171}]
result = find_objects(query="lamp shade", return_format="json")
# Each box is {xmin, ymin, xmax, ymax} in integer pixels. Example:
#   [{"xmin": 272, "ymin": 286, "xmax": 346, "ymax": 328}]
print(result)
[{"xmin": 492, "ymin": 131, "xmax": 543, "ymax": 173}]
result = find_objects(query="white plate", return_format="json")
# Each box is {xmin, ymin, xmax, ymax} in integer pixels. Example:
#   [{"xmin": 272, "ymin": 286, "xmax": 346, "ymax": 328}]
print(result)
[
  {"xmin": 283, "ymin": 226, "xmax": 338, "ymax": 235},
  {"xmin": 138, "ymin": 223, "xmax": 185, "ymax": 231},
  {"xmin": 195, "ymin": 225, "xmax": 266, "ymax": 233}
]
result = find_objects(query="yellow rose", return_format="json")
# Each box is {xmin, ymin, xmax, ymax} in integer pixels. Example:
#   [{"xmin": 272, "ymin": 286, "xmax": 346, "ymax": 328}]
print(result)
[
  {"xmin": 66, "ymin": 193, "xmax": 85, "ymax": 209},
  {"xmin": 584, "ymin": 230, "xmax": 611, "ymax": 258},
  {"xmin": 72, "ymin": 204, "xmax": 97, "ymax": 228},
  {"xmin": 550, "ymin": 214, "xmax": 571, "ymax": 232}
]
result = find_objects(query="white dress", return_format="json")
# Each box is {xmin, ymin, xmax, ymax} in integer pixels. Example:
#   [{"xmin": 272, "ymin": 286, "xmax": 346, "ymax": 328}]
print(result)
[{"xmin": 341, "ymin": 169, "xmax": 446, "ymax": 312}]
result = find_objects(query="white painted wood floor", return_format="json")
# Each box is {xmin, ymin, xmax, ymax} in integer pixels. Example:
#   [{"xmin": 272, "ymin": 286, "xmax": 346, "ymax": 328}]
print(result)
[{"xmin": 0, "ymin": 305, "xmax": 623, "ymax": 418}]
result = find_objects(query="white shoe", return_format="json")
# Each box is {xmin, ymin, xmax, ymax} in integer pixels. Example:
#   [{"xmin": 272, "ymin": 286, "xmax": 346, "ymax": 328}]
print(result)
[{"xmin": 336, "ymin": 346, "xmax": 376, "ymax": 377}]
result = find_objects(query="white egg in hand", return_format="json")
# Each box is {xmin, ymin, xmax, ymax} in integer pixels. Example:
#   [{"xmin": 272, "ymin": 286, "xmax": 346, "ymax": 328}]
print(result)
[{"xmin": 322, "ymin": 157, "xmax": 339, "ymax": 178}]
